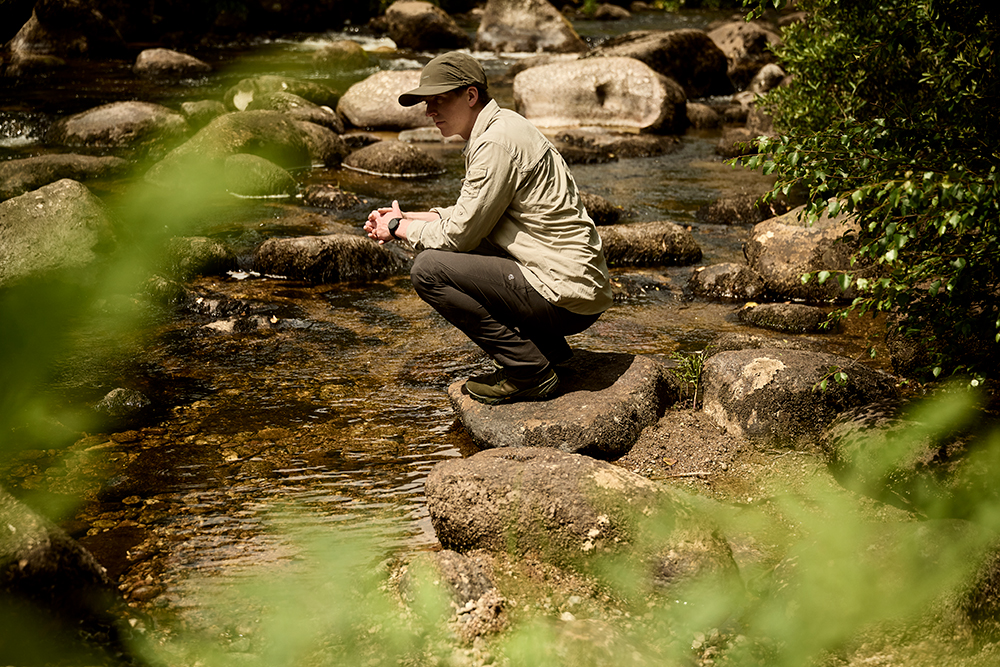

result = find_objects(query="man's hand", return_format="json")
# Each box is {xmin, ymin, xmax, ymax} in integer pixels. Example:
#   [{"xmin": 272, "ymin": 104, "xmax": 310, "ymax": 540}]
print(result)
[{"xmin": 364, "ymin": 200, "xmax": 404, "ymax": 244}]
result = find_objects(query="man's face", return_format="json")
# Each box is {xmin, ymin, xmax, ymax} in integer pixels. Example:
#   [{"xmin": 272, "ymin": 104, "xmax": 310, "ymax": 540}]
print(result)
[{"xmin": 423, "ymin": 87, "xmax": 477, "ymax": 140}]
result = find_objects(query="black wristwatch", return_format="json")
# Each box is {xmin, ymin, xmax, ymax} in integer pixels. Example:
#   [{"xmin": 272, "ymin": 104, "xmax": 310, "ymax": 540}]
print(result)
[{"xmin": 387, "ymin": 217, "xmax": 401, "ymax": 239}]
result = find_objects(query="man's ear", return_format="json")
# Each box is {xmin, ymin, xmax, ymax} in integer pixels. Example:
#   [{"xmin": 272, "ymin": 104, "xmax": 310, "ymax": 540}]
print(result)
[{"xmin": 466, "ymin": 85, "xmax": 479, "ymax": 107}]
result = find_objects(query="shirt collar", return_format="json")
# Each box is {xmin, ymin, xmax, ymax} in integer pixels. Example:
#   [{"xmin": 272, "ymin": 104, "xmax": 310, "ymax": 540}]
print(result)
[{"xmin": 466, "ymin": 99, "xmax": 501, "ymax": 148}]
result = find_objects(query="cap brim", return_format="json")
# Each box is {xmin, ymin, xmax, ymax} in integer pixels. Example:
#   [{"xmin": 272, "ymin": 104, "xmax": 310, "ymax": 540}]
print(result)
[{"xmin": 398, "ymin": 83, "xmax": 464, "ymax": 107}]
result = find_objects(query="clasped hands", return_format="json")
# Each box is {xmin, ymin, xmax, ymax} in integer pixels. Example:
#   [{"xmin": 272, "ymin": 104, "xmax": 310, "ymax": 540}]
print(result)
[{"xmin": 365, "ymin": 199, "xmax": 403, "ymax": 245}]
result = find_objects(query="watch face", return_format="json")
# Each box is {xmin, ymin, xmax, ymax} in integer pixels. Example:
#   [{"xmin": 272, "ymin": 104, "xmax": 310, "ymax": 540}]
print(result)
[{"xmin": 388, "ymin": 218, "xmax": 400, "ymax": 237}]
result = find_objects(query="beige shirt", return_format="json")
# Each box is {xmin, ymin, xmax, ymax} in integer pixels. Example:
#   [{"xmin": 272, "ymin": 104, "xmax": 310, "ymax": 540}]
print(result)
[{"xmin": 406, "ymin": 100, "xmax": 612, "ymax": 316}]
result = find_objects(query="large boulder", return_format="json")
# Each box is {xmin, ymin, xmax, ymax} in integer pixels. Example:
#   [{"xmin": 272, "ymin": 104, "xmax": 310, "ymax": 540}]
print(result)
[
  {"xmin": 342, "ymin": 140, "xmax": 445, "ymax": 178},
  {"xmin": 701, "ymin": 348, "xmax": 899, "ymax": 448},
  {"xmin": 447, "ymin": 351, "xmax": 676, "ymax": 459},
  {"xmin": 707, "ymin": 20, "xmax": 782, "ymax": 91},
  {"xmin": 599, "ymin": 220, "xmax": 702, "ymax": 267},
  {"xmin": 245, "ymin": 91, "xmax": 345, "ymax": 134},
  {"xmin": 513, "ymin": 57, "xmax": 688, "ymax": 134},
  {"xmin": 45, "ymin": 101, "xmax": 189, "ymax": 156},
  {"xmin": 0, "ymin": 154, "xmax": 129, "ymax": 201},
  {"xmin": 425, "ymin": 447, "xmax": 743, "ymax": 594},
  {"xmin": 687, "ymin": 262, "xmax": 766, "ymax": 301},
  {"xmin": 292, "ymin": 120, "xmax": 351, "ymax": 167},
  {"xmin": 223, "ymin": 154, "xmax": 297, "ymax": 198},
  {"xmin": 252, "ymin": 234, "xmax": 409, "ymax": 283},
  {"xmin": 476, "ymin": 0, "xmax": 588, "ymax": 53},
  {"xmin": 224, "ymin": 75, "xmax": 340, "ymax": 112},
  {"xmin": 743, "ymin": 205, "xmax": 864, "ymax": 303},
  {"xmin": 589, "ymin": 29, "xmax": 734, "ymax": 99},
  {"xmin": 385, "ymin": 1, "xmax": 471, "ymax": 51},
  {"xmin": 4, "ymin": 6, "xmax": 123, "ymax": 76},
  {"xmin": 737, "ymin": 302, "xmax": 829, "ymax": 334},
  {"xmin": 313, "ymin": 39, "xmax": 371, "ymax": 71},
  {"xmin": 337, "ymin": 70, "xmax": 435, "ymax": 131},
  {"xmin": 0, "ymin": 179, "xmax": 114, "ymax": 287}
]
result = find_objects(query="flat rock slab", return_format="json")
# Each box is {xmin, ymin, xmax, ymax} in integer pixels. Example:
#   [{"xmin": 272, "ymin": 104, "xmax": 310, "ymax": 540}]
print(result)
[{"xmin": 447, "ymin": 351, "xmax": 677, "ymax": 459}]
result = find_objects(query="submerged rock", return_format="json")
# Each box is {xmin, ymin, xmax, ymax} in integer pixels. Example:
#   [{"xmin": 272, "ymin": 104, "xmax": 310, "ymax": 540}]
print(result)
[
  {"xmin": 599, "ymin": 220, "xmax": 702, "ymax": 267},
  {"xmin": 688, "ymin": 263, "xmax": 766, "ymax": 301},
  {"xmin": 342, "ymin": 141, "xmax": 445, "ymax": 178},
  {"xmin": 737, "ymin": 302, "xmax": 830, "ymax": 334}
]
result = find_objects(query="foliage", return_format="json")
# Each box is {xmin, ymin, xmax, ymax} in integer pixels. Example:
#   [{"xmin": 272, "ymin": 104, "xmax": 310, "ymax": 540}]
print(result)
[
  {"xmin": 668, "ymin": 347, "xmax": 710, "ymax": 407},
  {"xmin": 740, "ymin": 0, "xmax": 1000, "ymax": 382}
]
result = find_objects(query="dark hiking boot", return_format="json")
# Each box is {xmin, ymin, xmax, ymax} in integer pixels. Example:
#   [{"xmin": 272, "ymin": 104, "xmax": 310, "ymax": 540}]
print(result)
[{"xmin": 465, "ymin": 367, "xmax": 559, "ymax": 405}]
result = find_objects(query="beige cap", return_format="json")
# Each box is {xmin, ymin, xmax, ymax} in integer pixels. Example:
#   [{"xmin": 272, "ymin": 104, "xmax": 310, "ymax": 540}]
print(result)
[{"xmin": 398, "ymin": 51, "xmax": 487, "ymax": 107}]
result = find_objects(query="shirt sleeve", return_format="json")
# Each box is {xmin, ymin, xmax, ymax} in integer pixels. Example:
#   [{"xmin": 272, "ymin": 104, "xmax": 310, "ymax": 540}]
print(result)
[{"xmin": 406, "ymin": 141, "xmax": 519, "ymax": 252}]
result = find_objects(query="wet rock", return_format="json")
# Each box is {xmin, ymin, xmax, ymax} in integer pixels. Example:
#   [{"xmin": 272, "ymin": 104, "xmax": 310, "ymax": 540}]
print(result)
[
  {"xmin": 94, "ymin": 387, "xmax": 153, "ymax": 430},
  {"xmin": 447, "ymin": 351, "xmax": 677, "ymax": 458},
  {"xmin": 514, "ymin": 57, "xmax": 687, "ymax": 134},
  {"xmin": 695, "ymin": 192, "xmax": 769, "ymax": 226},
  {"xmin": 424, "ymin": 447, "xmax": 742, "ymax": 595},
  {"xmin": 5, "ymin": 6, "xmax": 123, "ymax": 76},
  {"xmin": 252, "ymin": 234, "xmax": 409, "ymax": 283},
  {"xmin": 707, "ymin": 20, "xmax": 781, "ymax": 91},
  {"xmin": 45, "ymin": 101, "xmax": 189, "ymax": 156},
  {"xmin": 737, "ymin": 302, "xmax": 829, "ymax": 334},
  {"xmin": 398, "ymin": 126, "xmax": 466, "ymax": 144},
  {"xmin": 686, "ymin": 101, "xmax": 722, "ymax": 129},
  {"xmin": 599, "ymin": 220, "xmax": 702, "ymax": 267},
  {"xmin": 0, "ymin": 179, "xmax": 114, "ymax": 287},
  {"xmin": 386, "ymin": 1, "xmax": 472, "ymax": 51},
  {"xmin": 715, "ymin": 126, "xmax": 756, "ymax": 158},
  {"xmin": 246, "ymin": 91, "xmax": 345, "ymax": 134},
  {"xmin": 302, "ymin": 183, "xmax": 365, "ymax": 210},
  {"xmin": 688, "ymin": 263, "xmax": 766, "ymax": 301},
  {"xmin": 165, "ymin": 237, "xmax": 238, "ymax": 279},
  {"xmin": 144, "ymin": 111, "xmax": 313, "ymax": 189},
  {"xmin": 579, "ymin": 191, "xmax": 622, "ymax": 226},
  {"xmin": 337, "ymin": 70, "xmax": 435, "ymax": 131},
  {"xmin": 342, "ymin": 132, "xmax": 383, "ymax": 150},
  {"xmin": 701, "ymin": 348, "xmax": 899, "ymax": 448},
  {"xmin": 0, "ymin": 154, "xmax": 129, "ymax": 201},
  {"xmin": 342, "ymin": 140, "xmax": 445, "ymax": 178},
  {"xmin": 0, "ymin": 485, "xmax": 138, "ymax": 666},
  {"xmin": 292, "ymin": 120, "xmax": 350, "ymax": 167},
  {"xmin": 133, "ymin": 48, "xmax": 211, "ymax": 79},
  {"xmin": 744, "ymin": 205, "xmax": 864, "ymax": 303},
  {"xmin": 594, "ymin": 3, "xmax": 630, "ymax": 20},
  {"xmin": 590, "ymin": 29, "xmax": 734, "ymax": 99},
  {"xmin": 746, "ymin": 104, "xmax": 777, "ymax": 139},
  {"xmin": 313, "ymin": 39, "xmax": 371, "ymax": 71},
  {"xmin": 555, "ymin": 128, "xmax": 682, "ymax": 158},
  {"xmin": 706, "ymin": 332, "xmax": 817, "ymax": 356},
  {"xmin": 224, "ymin": 75, "xmax": 340, "ymax": 112},
  {"xmin": 223, "ymin": 153, "xmax": 297, "ymax": 198},
  {"xmin": 476, "ymin": 0, "xmax": 588, "ymax": 53},
  {"xmin": 748, "ymin": 62, "xmax": 787, "ymax": 96},
  {"xmin": 180, "ymin": 100, "xmax": 227, "ymax": 130}
]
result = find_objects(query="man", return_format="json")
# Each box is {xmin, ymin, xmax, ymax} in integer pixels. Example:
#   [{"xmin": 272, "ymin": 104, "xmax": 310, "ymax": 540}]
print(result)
[{"xmin": 365, "ymin": 51, "xmax": 612, "ymax": 405}]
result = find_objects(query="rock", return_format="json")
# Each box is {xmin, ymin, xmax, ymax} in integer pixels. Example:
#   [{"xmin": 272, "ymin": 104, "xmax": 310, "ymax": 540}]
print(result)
[
  {"xmin": 224, "ymin": 75, "xmax": 340, "ymax": 112},
  {"xmin": 555, "ymin": 128, "xmax": 682, "ymax": 158},
  {"xmin": 302, "ymin": 183, "xmax": 365, "ymax": 210},
  {"xmin": 133, "ymin": 48, "xmax": 211, "ymax": 79},
  {"xmin": 447, "ymin": 351, "xmax": 676, "ymax": 458},
  {"xmin": 342, "ymin": 140, "xmax": 445, "ymax": 178},
  {"xmin": 252, "ymin": 234, "xmax": 409, "ymax": 283},
  {"xmin": 594, "ymin": 3, "xmax": 630, "ymax": 20},
  {"xmin": 590, "ymin": 29, "xmax": 734, "ymax": 99},
  {"xmin": 688, "ymin": 263, "xmax": 766, "ymax": 301},
  {"xmin": 701, "ymin": 348, "xmax": 899, "ymax": 448},
  {"xmin": 223, "ymin": 153, "xmax": 298, "ymax": 198},
  {"xmin": 165, "ymin": 236, "xmax": 238, "ymax": 278},
  {"xmin": 385, "ymin": 0, "xmax": 472, "ymax": 51},
  {"xmin": 0, "ymin": 154, "xmax": 129, "ymax": 201},
  {"xmin": 695, "ymin": 192, "xmax": 770, "ymax": 226},
  {"xmin": 686, "ymin": 101, "xmax": 722, "ymax": 129},
  {"xmin": 313, "ymin": 39, "xmax": 371, "ymax": 70},
  {"xmin": 476, "ymin": 0, "xmax": 588, "ymax": 53},
  {"xmin": 337, "ymin": 70, "xmax": 435, "ymax": 131},
  {"xmin": 424, "ymin": 447, "xmax": 742, "ymax": 594},
  {"xmin": 599, "ymin": 221, "xmax": 702, "ymax": 267},
  {"xmin": 94, "ymin": 387, "xmax": 153, "ymax": 430},
  {"xmin": 707, "ymin": 332, "xmax": 817, "ymax": 356},
  {"xmin": 748, "ymin": 62, "xmax": 787, "ymax": 96},
  {"xmin": 514, "ymin": 57, "xmax": 687, "ymax": 134},
  {"xmin": 707, "ymin": 20, "xmax": 781, "ymax": 91},
  {"xmin": 292, "ymin": 120, "xmax": 350, "ymax": 167},
  {"xmin": 398, "ymin": 127, "xmax": 466, "ymax": 144},
  {"xmin": 5, "ymin": 7, "xmax": 122, "ymax": 76},
  {"xmin": 401, "ymin": 549, "xmax": 497, "ymax": 608},
  {"xmin": 746, "ymin": 105, "xmax": 777, "ymax": 139},
  {"xmin": 0, "ymin": 179, "xmax": 114, "ymax": 287},
  {"xmin": 744, "ymin": 205, "xmax": 864, "ymax": 303},
  {"xmin": 246, "ymin": 91, "xmax": 345, "ymax": 134},
  {"xmin": 579, "ymin": 191, "xmax": 621, "ymax": 226},
  {"xmin": 737, "ymin": 302, "xmax": 829, "ymax": 334},
  {"xmin": 180, "ymin": 100, "xmax": 227, "ymax": 130},
  {"xmin": 144, "ymin": 111, "xmax": 313, "ymax": 189},
  {"xmin": 0, "ymin": 485, "xmax": 137, "ymax": 665},
  {"xmin": 716, "ymin": 126, "xmax": 756, "ymax": 158},
  {"xmin": 45, "ymin": 101, "xmax": 189, "ymax": 156}
]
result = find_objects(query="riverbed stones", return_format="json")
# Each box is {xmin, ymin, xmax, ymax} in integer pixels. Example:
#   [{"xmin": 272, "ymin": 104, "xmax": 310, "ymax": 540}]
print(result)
[
  {"xmin": 45, "ymin": 101, "xmax": 189, "ymax": 156},
  {"xmin": 0, "ymin": 179, "xmax": 114, "ymax": 287},
  {"xmin": 337, "ymin": 70, "xmax": 435, "ymax": 131},
  {"xmin": 447, "ymin": 351, "xmax": 676, "ymax": 458},
  {"xmin": 180, "ymin": 100, "xmax": 227, "ymax": 129},
  {"xmin": 707, "ymin": 20, "xmax": 782, "ymax": 91},
  {"xmin": 313, "ymin": 39, "xmax": 370, "ymax": 71},
  {"xmin": 224, "ymin": 75, "xmax": 340, "ymax": 112},
  {"xmin": 223, "ymin": 153, "xmax": 297, "ymax": 197},
  {"xmin": 701, "ymin": 348, "xmax": 899, "ymax": 448},
  {"xmin": 589, "ymin": 29, "xmax": 734, "ymax": 99},
  {"xmin": 737, "ymin": 302, "xmax": 829, "ymax": 334},
  {"xmin": 476, "ymin": 0, "xmax": 588, "ymax": 53},
  {"xmin": 252, "ymin": 234, "xmax": 409, "ymax": 282},
  {"xmin": 133, "ymin": 48, "xmax": 211, "ymax": 79},
  {"xmin": 687, "ymin": 263, "xmax": 766, "ymax": 301},
  {"xmin": 292, "ymin": 120, "xmax": 350, "ymax": 167},
  {"xmin": 385, "ymin": 1, "xmax": 471, "ymax": 51},
  {"xmin": 579, "ymin": 191, "xmax": 621, "ymax": 226},
  {"xmin": 555, "ymin": 128, "xmax": 682, "ymax": 158},
  {"xmin": 514, "ymin": 57, "xmax": 687, "ymax": 134},
  {"xmin": 744, "ymin": 205, "xmax": 863, "ymax": 303},
  {"xmin": 246, "ymin": 91, "xmax": 345, "ymax": 134},
  {"xmin": 599, "ymin": 220, "xmax": 702, "ymax": 267},
  {"xmin": 0, "ymin": 154, "xmax": 129, "ymax": 201},
  {"xmin": 695, "ymin": 192, "xmax": 770, "ymax": 226},
  {"xmin": 424, "ymin": 447, "xmax": 742, "ymax": 593},
  {"xmin": 342, "ymin": 140, "xmax": 445, "ymax": 178}
]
